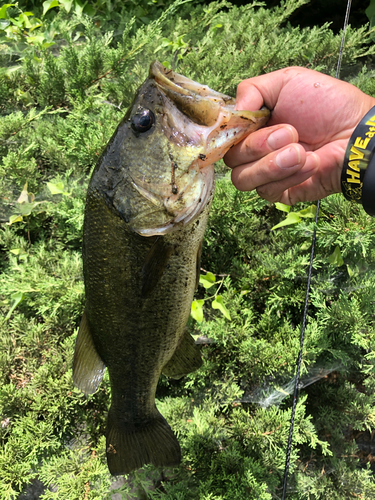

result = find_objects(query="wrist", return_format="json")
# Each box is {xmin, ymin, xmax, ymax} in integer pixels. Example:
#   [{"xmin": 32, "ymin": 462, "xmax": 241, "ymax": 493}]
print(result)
[{"xmin": 341, "ymin": 105, "xmax": 375, "ymax": 215}]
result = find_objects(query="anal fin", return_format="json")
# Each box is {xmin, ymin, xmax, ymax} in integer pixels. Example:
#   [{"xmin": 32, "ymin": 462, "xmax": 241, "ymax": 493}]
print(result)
[
  {"xmin": 73, "ymin": 311, "xmax": 105, "ymax": 395},
  {"xmin": 162, "ymin": 330, "xmax": 202, "ymax": 380}
]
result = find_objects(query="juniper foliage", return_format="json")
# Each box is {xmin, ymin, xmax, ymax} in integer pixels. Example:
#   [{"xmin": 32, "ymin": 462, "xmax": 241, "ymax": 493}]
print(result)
[{"xmin": 1, "ymin": 0, "xmax": 375, "ymax": 498}]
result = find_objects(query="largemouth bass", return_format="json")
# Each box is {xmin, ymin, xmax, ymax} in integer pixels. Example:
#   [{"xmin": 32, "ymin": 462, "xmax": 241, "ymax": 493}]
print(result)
[{"xmin": 73, "ymin": 61, "xmax": 269, "ymax": 475}]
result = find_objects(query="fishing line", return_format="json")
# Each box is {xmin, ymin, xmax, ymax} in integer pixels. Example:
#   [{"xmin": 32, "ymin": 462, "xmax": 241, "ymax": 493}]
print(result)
[{"xmin": 281, "ymin": 2, "xmax": 352, "ymax": 498}]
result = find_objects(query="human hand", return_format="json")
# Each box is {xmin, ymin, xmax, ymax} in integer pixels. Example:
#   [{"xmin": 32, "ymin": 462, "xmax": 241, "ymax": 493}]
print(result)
[{"xmin": 224, "ymin": 67, "xmax": 375, "ymax": 205}]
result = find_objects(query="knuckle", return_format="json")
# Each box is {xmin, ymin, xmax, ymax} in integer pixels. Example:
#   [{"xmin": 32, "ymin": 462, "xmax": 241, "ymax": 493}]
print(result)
[
  {"xmin": 245, "ymin": 130, "xmax": 267, "ymax": 154},
  {"xmin": 256, "ymin": 185, "xmax": 275, "ymax": 202}
]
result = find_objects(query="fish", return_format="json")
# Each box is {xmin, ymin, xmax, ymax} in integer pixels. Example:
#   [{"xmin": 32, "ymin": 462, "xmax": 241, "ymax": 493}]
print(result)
[{"xmin": 72, "ymin": 61, "xmax": 269, "ymax": 475}]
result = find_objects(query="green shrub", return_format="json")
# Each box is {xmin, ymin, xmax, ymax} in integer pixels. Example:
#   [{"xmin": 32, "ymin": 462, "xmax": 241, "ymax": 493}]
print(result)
[{"xmin": 1, "ymin": 0, "xmax": 375, "ymax": 498}]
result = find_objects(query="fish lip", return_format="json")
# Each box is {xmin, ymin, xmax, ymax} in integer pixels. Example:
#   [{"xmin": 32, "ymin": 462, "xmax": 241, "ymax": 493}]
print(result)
[
  {"xmin": 150, "ymin": 61, "xmax": 236, "ymax": 127},
  {"xmin": 150, "ymin": 61, "xmax": 235, "ymax": 104}
]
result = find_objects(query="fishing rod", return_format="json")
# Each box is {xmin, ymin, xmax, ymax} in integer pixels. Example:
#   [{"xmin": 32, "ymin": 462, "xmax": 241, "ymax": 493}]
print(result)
[{"xmin": 281, "ymin": 1, "xmax": 353, "ymax": 498}]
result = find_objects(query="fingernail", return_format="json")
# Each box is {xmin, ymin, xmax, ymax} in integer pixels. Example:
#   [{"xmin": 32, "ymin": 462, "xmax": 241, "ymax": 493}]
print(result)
[
  {"xmin": 267, "ymin": 127, "xmax": 294, "ymax": 150},
  {"xmin": 275, "ymin": 146, "xmax": 301, "ymax": 169}
]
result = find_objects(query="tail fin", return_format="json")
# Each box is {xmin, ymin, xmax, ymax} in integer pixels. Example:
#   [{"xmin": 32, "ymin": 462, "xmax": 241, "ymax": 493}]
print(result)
[{"xmin": 106, "ymin": 407, "xmax": 181, "ymax": 475}]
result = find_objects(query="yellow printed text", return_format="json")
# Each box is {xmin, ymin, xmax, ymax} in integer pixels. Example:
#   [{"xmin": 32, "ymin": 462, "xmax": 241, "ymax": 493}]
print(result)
[
  {"xmin": 349, "ymin": 146, "xmax": 365, "ymax": 161},
  {"xmin": 354, "ymin": 136, "xmax": 371, "ymax": 150},
  {"xmin": 346, "ymin": 169, "xmax": 361, "ymax": 184},
  {"xmin": 348, "ymin": 161, "xmax": 360, "ymax": 171},
  {"xmin": 365, "ymin": 114, "xmax": 375, "ymax": 126}
]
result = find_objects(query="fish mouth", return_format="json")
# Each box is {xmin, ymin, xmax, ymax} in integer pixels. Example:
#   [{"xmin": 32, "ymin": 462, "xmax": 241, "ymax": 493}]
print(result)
[
  {"xmin": 150, "ymin": 61, "xmax": 269, "ymax": 147},
  {"xmin": 151, "ymin": 61, "xmax": 237, "ymax": 127},
  {"xmin": 131, "ymin": 62, "xmax": 269, "ymax": 236}
]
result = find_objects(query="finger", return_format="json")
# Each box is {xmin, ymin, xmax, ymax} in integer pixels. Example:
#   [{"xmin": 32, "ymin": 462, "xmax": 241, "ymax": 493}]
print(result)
[
  {"xmin": 256, "ymin": 152, "xmax": 320, "ymax": 204},
  {"xmin": 235, "ymin": 67, "xmax": 302, "ymax": 111},
  {"xmin": 283, "ymin": 142, "xmax": 345, "ymax": 204},
  {"xmin": 260, "ymin": 140, "xmax": 345, "ymax": 205},
  {"xmin": 224, "ymin": 124, "xmax": 298, "ymax": 168},
  {"xmin": 231, "ymin": 143, "xmax": 307, "ymax": 192}
]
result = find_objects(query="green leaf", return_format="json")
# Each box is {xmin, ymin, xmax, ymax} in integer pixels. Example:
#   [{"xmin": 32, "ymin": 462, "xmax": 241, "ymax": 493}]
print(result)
[
  {"xmin": 83, "ymin": 4, "xmax": 96, "ymax": 16},
  {"xmin": 272, "ymin": 204, "xmax": 316, "ymax": 230},
  {"xmin": 18, "ymin": 202, "xmax": 40, "ymax": 216},
  {"xmin": 0, "ymin": 4, "xmax": 12, "ymax": 19},
  {"xmin": 298, "ymin": 205, "xmax": 317, "ymax": 218},
  {"xmin": 42, "ymin": 41, "xmax": 55, "ymax": 49},
  {"xmin": 0, "ymin": 19, "xmax": 10, "ymax": 30},
  {"xmin": 42, "ymin": 0, "xmax": 60, "ymax": 16},
  {"xmin": 347, "ymin": 264, "xmax": 356, "ymax": 277},
  {"xmin": 27, "ymin": 34, "xmax": 46, "ymax": 45},
  {"xmin": 205, "ymin": 271, "xmax": 216, "ymax": 282},
  {"xmin": 366, "ymin": 0, "xmax": 375, "ymax": 27},
  {"xmin": 271, "ymin": 212, "xmax": 301, "ymax": 230},
  {"xmin": 74, "ymin": 0, "xmax": 86, "ymax": 16},
  {"xmin": 199, "ymin": 272, "xmax": 216, "ymax": 289},
  {"xmin": 191, "ymin": 299, "xmax": 204, "ymax": 322},
  {"xmin": 47, "ymin": 181, "xmax": 65, "ymax": 195},
  {"xmin": 6, "ymin": 292, "xmax": 25, "ymax": 320},
  {"xmin": 154, "ymin": 38, "xmax": 172, "ymax": 53},
  {"xmin": 59, "ymin": 0, "xmax": 73, "ymax": 12},
  {"xmin": 7, "ymin": 214, "xmax": 23, "ymax": 225},
  {"xmin": 211, "ymin": 295, "xmax": 231, "ymax": 320},
  {"xmin": 0, "ymin": 64, "xmax": 22, "ymax": 76},
  {"xmin": 28, "ymin": 17, "xmax": 42, "ymax": 32},
  {"xmin": 19, "ymin": 12, "xmax": 32, "ymax": 28},
  {"xmin": 328, "ymin": 245, "xmax": 344, "ymax": 267},
  {"xmin": 9, "ymin": 16, "xmax": 23, "ymax": 28},
  {"xmin": 275, "ymin": 202, "xmax": 291, "ymax": 213}
]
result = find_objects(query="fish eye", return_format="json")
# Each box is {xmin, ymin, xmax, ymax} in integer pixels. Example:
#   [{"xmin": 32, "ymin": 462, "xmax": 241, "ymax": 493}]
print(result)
[{"xmin": 131, "ymin": 109, "xmax": 154, "ymax": 133}]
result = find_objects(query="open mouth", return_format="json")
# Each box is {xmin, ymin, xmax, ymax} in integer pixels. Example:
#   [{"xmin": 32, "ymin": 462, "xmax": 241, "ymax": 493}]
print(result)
[
  {"xmin": 130, "ymin": 62, "xmax": 270, "ymax": 237},
  {"xmin": 150, "ymin": 60, "xmax": 269, "ymax": 128},
  {"xmin": 150, "ymin": 61, "xmax": 270, "ymax": 164}
]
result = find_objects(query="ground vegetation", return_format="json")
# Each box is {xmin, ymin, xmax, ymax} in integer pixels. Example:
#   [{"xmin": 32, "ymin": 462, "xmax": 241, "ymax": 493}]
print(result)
[{"xmin": 2, "ymin": 0, "xmax": 375, "ymax": 498}]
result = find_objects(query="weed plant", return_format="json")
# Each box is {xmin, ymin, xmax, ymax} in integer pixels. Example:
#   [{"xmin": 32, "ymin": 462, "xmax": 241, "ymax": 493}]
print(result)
[{"xmin": 1, "ymin": 0, "xmax": 375, "ymax": 498}]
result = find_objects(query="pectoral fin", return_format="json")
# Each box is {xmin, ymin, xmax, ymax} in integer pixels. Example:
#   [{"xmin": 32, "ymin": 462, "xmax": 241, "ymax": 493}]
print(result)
[
  {"xmin": 162, "ymin": 330, "xmax": 202, "ymax": 379},
  {"xmin": 73, "ymin": 311, "xmax": 105, "ymax": 395},
  {"xmin": 142, "ymin": 237, "xmax": 174, "ymax": 297}
]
